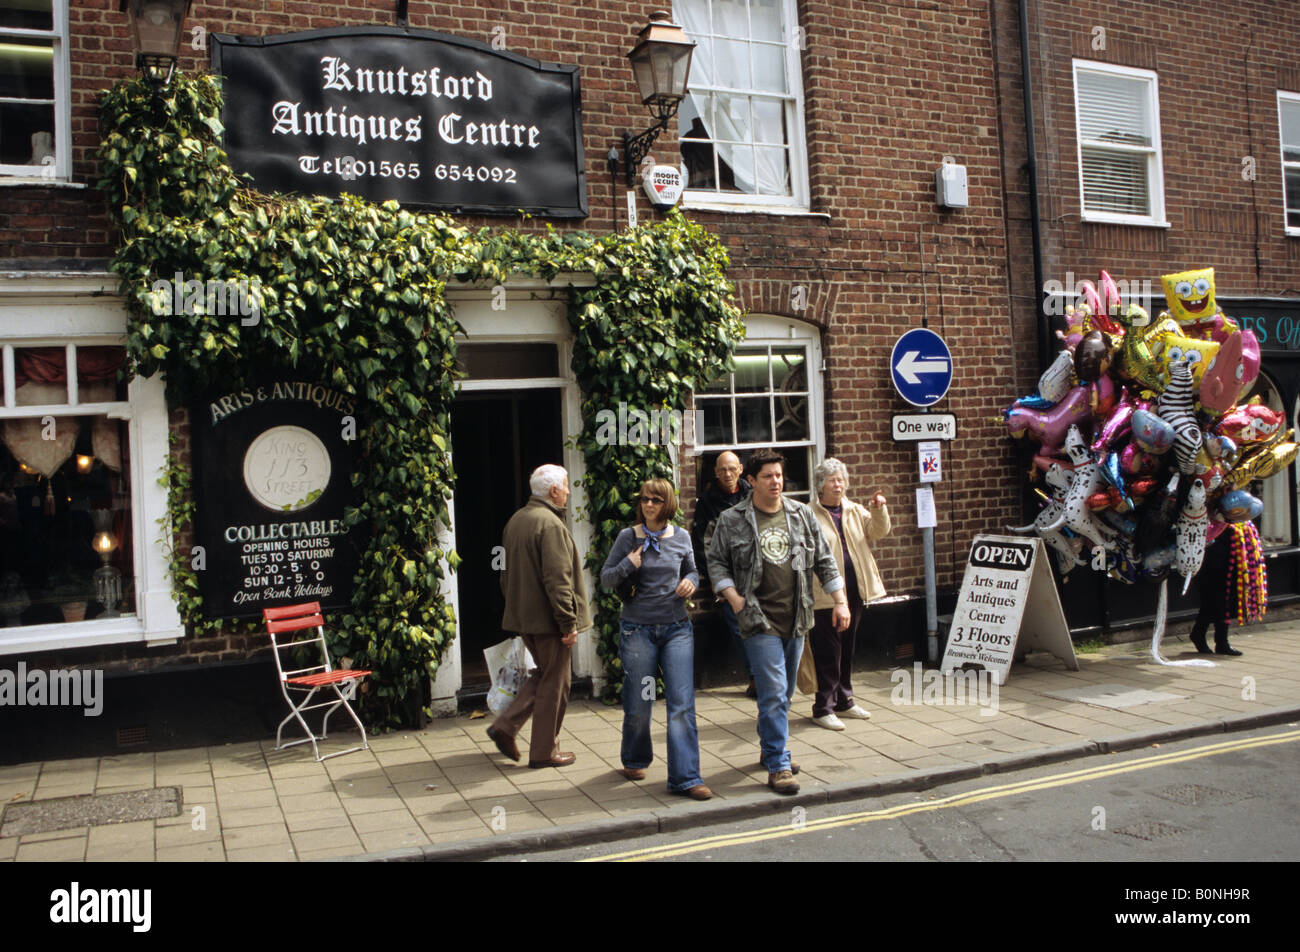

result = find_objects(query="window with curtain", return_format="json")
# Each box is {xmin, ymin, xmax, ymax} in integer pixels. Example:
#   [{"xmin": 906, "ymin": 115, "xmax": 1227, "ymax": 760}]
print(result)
[
  {"xmin": 674, "ymin": 0, "xmax": 808, "ymax": 208},
  {"xmin": 0, "ymin": 0, "xmax": 69, "ymax": 180},
  {"xmin": 1072, "ymin": 60, "xmax": 1166, "ymax": 226},
  {"xmin": 1279, "ymin": 91, "xmax": 1300, "ymax": 234},
  {"xmin": 0, "ymin": 345, "xmax": 135, "ymax": 627}
]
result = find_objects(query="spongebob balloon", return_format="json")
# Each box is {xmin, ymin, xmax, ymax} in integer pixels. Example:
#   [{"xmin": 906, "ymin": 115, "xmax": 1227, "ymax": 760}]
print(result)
[{"xmin": 1162, "ymin": 268, "xmax": 1218, "ymax": 329}]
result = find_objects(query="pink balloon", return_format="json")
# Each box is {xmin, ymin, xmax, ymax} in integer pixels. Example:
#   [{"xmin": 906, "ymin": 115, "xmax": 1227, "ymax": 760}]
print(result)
[
  {"xmin": 1099, "ymin": 270, "xmax": 1121, "ymax": 317},
  {"xmin": 1198, "ymin": 330, "xmax": 1243, "ymax": 414},
  {"xmin": 1091, "ymin": 388, "xmax": 1137, "ymax": 453},
  {"xmin": 1238, "ymin": 328, "xmax": 1261, "ymax": 396},
  {"xmin": 1206, "ymin": 520, "xmax": 1229, "ymax": 543},
  {"xmin": 1006, "ymin": 385, "xmax": 1093, "ymax": 458},
  {"xmin": 1079, "ymin": 280, "xmax": 1102, "ymax": 320}
]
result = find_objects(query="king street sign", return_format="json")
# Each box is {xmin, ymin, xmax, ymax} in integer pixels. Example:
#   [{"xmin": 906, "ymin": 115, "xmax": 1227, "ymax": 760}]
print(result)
[{"xmin": 890, "ymin": 327, "xmax": 953, "ymax": 407}]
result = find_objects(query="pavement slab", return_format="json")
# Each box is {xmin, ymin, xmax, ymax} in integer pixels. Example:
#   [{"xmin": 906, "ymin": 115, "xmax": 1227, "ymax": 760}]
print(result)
[{"xmin": 4, "ymin": 625, "xmax": 1300, "ymax": 862}]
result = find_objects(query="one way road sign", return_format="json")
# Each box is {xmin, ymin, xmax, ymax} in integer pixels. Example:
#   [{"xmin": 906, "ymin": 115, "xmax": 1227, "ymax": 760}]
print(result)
[{"xmin": 890, "ymin": 328, "xmax": 953, "ymax": 407}]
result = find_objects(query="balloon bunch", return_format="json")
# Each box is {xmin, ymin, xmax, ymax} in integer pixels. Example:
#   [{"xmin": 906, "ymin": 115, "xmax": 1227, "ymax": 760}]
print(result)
[{"xmin": 1005, "ymin": 268, "xmax": 1297, "ymax": 603}]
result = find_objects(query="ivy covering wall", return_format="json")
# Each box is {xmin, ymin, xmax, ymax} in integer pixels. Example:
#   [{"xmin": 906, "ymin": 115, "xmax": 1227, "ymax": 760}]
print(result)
[{"xmin": 99, "ymin": 73, "xmax": 745, "ymax": 723}]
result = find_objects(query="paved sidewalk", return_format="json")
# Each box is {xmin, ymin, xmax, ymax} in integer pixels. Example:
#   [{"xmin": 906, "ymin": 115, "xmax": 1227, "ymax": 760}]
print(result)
[{"xmin": 3, "ymin": 621, "xmax": 1299, "ymax": 862}]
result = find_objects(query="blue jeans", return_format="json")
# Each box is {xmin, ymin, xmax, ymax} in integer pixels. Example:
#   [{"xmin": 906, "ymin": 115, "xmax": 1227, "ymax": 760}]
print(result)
[
  {"xmin": 720, "ymin": 601, "xmax": 752, "ymax": 677},
  {"xmin": 619, "ymin": 618, "xmax": 704, "ymax": 792},
  {"xmin": 743, "ymin": 633, "xmax": 804, "ymax": 773}
]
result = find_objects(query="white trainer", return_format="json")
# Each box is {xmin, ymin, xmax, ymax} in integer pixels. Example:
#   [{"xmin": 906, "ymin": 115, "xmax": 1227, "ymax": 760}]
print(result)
[
  {"xmin": 812, "ymin": 713, "xmax": 846, "ymax": 731},
  {"xmin": 839, "ymin": 704, "xmax": 871, "ymax": 720}
]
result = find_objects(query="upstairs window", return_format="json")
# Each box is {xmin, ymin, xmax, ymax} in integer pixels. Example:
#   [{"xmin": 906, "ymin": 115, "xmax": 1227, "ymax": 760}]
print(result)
[
  {"xmin": 1279, "ymin": 91, "xmax": 1300, "ymax": 235},
  {"xmin": 0, "ymin": 0, "xmax": 69, "ymax": 181},
  {"xmin": 674, "ymin": 0, "xmax": 808, "ymax": 210},
  {"xmin": 1072, "ymin": 61, "xmax": 1166, "ymax": 227}
]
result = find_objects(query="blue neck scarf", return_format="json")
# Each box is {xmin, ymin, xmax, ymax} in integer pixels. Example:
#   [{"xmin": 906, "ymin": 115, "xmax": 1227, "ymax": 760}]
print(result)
[{"xmin": 641, "ymin": 525, "xmax": 667, "ymax": 554}]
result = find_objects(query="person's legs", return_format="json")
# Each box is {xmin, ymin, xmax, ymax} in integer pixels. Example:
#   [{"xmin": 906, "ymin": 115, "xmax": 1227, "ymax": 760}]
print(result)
[
  {"xmin": 744, "ymin": 633, "xmax": 793, "ymax": 773},
  {"xmin": 619, "ymin": 622, "xmax": 656, "ymax": 770},
  {"xmin": 492, "ymin": 637, "xmax": 538, "ymax": 740},
  {"xmin": 721, "ymin": 601, "xmax": 752, "ymax": 678},
  {"xmin": 660, "ymin": 618, "xmax": 704, "ymax": 791},
  {"xmin": 521, "ymin": 632, "xmax": 572, "ymax": 763},
  {"xmin": 833, "ymin": 599, "xmax": 864, "ymax": 712},
  {"xmin": 809, "ymin": 608, "xmax": 841, "ymax": 718}
]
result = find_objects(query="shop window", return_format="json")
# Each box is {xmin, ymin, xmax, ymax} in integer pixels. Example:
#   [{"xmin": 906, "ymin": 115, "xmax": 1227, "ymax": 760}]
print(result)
[
  {"xmin": 0, "ymin": 345, "xmax": 135, "ymax": 627},
  {"xmin": 1072, "ymin": 60, "xmax": 1166, "ymax": 227},
  {"xmin": 0, "ymin": 301, "xmax": 178, "ymax": 655},
  {"xmin": 674, "ymin": 0, "xmax": 809, "ymax": 209},
  {"xmin": 0, "ymin": 0, "xmax": 69, "ymax": 181},
  {"xmin": 694, "ymin": 333, "xmax": 819, "ymax": 501},
  {"xmin": 1278, "ymin": 91, "xmax": 1300, "ymax": 235}
]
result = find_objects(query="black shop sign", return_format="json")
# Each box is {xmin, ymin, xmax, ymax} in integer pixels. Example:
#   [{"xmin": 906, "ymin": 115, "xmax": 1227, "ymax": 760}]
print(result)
[
  {"xmin": 210, "ymin": 26, "xmax": 587, "ymax": 217},
  {"xmin": 192, "ymin": 381, "xmax": 365, "ymax": 619}
]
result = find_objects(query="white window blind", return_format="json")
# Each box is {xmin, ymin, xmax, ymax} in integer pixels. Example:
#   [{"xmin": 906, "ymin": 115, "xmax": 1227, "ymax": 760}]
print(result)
[{"xmin": 1073, "ymin": 62, "xmax": 1165, "ymax": 224}]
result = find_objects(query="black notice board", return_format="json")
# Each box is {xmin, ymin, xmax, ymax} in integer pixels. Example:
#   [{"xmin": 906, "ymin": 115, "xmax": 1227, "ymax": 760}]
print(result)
[
  {"xmin": 192, "ymin": 381, "xmax": 366, "ymax": 619},
  {"xmin": 210, "ymin": 26, "xmax": 588, "ymax": 218}
]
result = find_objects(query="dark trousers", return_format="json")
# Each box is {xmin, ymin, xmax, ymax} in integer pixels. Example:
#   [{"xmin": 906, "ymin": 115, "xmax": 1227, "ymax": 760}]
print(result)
[
  {"xmin": 491, "ymin": 632, "xmax": 572, "ymax": 763},
  {"xmin": 1191, "ymin": 533, "xmax": 1231, "ymax": 648},
  {"xmin": 809, "ymin": 589, "xmax": 864, "ymax": 718}
]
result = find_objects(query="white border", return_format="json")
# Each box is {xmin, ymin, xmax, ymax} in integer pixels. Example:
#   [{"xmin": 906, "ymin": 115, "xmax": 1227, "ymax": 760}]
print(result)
[
  {"xmin": 1278, "ymin": 90, "xmax": 1300, "ymax": 237},
  {"xmin": 0, "ymin": 0, "xmax": 72, "ymax": 181}
]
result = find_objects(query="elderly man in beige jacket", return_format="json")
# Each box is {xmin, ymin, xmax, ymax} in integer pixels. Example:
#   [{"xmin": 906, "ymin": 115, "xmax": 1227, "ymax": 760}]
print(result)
[
  {"xmin": 487, "ymin": 464, "xmax": 592, "ymax": 768},
  {"xmin": 809, "ymin": 457, "xmax": 891, "ymax": 730}
]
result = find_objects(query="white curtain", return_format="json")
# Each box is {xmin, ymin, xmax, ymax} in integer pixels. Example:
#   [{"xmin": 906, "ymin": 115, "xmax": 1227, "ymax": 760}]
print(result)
[{"xmin": 677, "ymin": 0, "xmax": 789, "ymax": 196}]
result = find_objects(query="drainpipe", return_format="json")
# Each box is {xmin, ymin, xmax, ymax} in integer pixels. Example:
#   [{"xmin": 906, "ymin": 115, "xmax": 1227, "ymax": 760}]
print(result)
[{"xmin": 1019, "ymin": 0, "xmax": 1050, "ymax": 372}]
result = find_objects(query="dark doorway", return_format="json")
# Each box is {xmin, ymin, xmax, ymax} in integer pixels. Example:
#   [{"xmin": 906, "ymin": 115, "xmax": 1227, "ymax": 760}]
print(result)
[{"xmin": 450, "ymin": 389, "xmax": 564, "ymax": 688}]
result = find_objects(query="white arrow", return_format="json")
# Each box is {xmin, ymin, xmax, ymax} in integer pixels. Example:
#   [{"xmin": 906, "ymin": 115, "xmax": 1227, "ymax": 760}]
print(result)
[{"xmin": 896, "ymin": 350, "xmax": 949, "ymax": 385}]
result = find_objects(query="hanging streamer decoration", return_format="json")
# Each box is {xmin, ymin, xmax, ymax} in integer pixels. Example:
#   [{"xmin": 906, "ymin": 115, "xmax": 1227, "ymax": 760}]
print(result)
[{"xmin": 1226, "ymin": 522, "xmax": 1267, "ymax": 625}]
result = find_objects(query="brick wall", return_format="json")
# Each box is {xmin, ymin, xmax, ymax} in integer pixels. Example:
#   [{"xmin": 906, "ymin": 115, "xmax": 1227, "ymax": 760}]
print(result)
[{"xmin": 6, "ymin": 1, "xmax": 1039, "ymax": 673}]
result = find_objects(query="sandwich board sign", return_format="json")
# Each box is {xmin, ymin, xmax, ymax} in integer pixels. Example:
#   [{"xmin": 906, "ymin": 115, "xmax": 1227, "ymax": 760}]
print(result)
[{"xmin": 940, "ymin": 534, "xmax": 1076, "ymax": 685}]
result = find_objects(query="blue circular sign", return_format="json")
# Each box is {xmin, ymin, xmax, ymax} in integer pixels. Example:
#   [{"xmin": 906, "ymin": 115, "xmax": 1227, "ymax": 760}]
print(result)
[{"xmin": 890, "ymin": 328, "xmax": 953, "ymax": 407}]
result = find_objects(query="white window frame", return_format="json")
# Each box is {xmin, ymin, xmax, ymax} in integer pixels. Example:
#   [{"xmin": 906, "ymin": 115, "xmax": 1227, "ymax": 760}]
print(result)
[
  {"xmin": 0, "ymin": 274, "xmax": 180, "ymax": 655},
  {"xmin": 1072, "ymin": 60, "xmax": 1168, "ymax": 228},
  {"xmin": 691, "ymin": 314, "xmax": 824, "ymax": 500},
  {"xmin": 1278, "ymin": 91, "xmax": 1300, "ymax": 237},
  {"xmin": 674, "ymin": 0, "xmax": 810, "ymax": 213},
  {"xmin": 0, "ymin": 0, "xmax": 72, "ymax": 182}
]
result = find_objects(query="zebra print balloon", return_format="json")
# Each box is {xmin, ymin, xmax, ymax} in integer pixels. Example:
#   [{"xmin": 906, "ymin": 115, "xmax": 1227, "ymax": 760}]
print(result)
[{"xmin": 1156, "ymin": 359, "xmax": 1204, "ymax": 474}]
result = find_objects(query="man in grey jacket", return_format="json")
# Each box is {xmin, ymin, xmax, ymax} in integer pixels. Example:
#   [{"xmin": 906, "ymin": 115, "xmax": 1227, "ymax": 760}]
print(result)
[
  {"xmin": 487, "ymin": 464, "xmax": 591, "ymax": 769},
  {"xmin": 707, "ymin": 448, "xmax": 849, "ymax": 795}
]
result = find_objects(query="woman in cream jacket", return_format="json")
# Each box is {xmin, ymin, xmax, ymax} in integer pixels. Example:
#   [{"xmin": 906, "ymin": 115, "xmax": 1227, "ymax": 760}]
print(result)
[{"xmin": 808, "ymin": 458, "xmax": 890, "ymax": 729}]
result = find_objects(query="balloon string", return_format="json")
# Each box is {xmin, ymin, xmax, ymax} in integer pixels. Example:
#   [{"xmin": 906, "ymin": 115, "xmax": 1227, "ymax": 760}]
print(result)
[{"xmin": 1149, "ymin": 576, "xmax": 1216, "ymax": 668}]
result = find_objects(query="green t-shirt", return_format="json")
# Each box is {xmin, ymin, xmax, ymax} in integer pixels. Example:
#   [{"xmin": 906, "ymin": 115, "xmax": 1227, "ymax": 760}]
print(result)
[{"xmin": 753, "ymin": 504, "xmax": 796, "ymax": 637}]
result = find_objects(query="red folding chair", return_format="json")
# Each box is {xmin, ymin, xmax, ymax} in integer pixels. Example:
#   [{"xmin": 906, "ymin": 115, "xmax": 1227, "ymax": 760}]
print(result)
[{"xmin": 263, "ymin": 602, "xmax": 372, "ymax": 762}]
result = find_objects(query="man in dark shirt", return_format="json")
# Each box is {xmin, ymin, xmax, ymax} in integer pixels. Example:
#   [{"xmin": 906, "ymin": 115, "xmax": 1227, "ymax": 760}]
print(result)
[{"xmin": 690, "ymin": 451, "xmax": 756, "ymax": 695}]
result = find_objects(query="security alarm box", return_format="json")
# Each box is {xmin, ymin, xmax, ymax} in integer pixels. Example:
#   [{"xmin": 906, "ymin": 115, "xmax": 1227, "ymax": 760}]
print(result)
[{"xmin": 936, "ymin": 162, "xmax": 968, "ymax": 208}]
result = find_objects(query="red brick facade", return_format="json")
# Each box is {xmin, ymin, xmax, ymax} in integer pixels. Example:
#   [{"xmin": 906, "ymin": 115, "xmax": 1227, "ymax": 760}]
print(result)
[{"xmin": 5, "ymin": 1, "xmax": 1297, "ymax": 674}]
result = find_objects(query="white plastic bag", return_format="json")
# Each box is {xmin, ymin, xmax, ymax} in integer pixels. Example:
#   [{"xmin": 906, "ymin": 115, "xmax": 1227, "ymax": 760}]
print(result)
[{"xmin": 484, "ymin": 637, "xmax": 537, "ymax": 715}]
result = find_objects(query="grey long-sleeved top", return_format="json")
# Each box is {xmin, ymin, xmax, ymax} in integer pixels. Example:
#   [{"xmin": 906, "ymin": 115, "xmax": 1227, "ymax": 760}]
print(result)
[{"xmin": 599, "ymin": 524, "xmax": 699, "ymax": 624}]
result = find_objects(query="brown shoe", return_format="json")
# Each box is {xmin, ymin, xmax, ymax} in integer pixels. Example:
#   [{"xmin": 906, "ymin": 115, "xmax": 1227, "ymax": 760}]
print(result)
[
  {"xmin": 486, "ymin": 726, "xmax": 519, "ymax": 762},
  {"xmin": 619, "ymin": 767, "xmax": 646, "ymax": 781},
  {"xmin": 528, "ymin": 751, "xmax": 576, "ymax": 769},
  {"xmin": 768, "ymin": 770, "xmax": 799, "ymax": 795},
  {"xmin": 676, "ymin": 784, "xmax": 713, "ymax": 801}
]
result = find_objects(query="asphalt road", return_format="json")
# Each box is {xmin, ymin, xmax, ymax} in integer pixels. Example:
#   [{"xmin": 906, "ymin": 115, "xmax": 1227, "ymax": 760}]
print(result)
[{"xmin": 500, "ymin": 724, "xmax": 1300, "ymax": 864}]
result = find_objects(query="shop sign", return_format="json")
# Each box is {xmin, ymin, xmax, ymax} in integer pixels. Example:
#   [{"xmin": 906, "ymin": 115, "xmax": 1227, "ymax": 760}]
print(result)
[
  {"xmin": 1221, "ymin": 298, "xmax": 1300, "ymax": 353},
  {"xmin": 211, "ymin": 27, "xmax": 587, "ymax": 218},
  {"xmin": 939, "ymin": 534, "xmax": 1076, "ymax": 685},
  {"xmin": 192, "ymin": 382, "xmax": 365, "ymax": 618}
]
